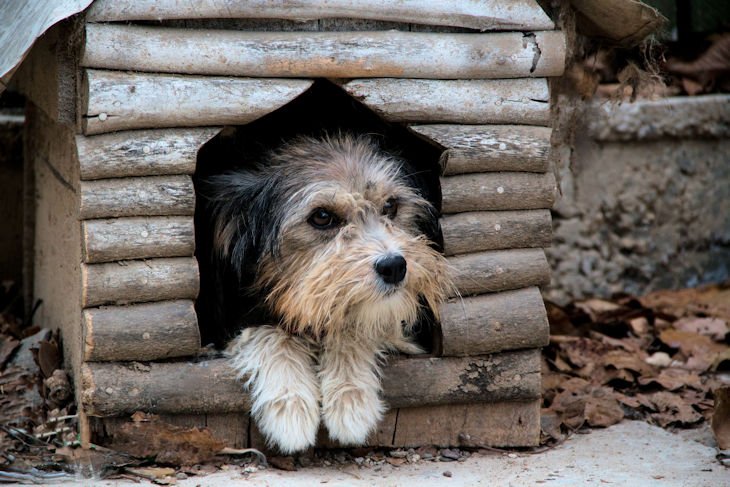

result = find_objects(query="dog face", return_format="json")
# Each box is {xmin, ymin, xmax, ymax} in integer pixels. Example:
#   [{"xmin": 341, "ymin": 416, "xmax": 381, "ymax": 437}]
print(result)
[{"xmin": 204, "ymin": 134, "xmax": 449, "ymax": 342}]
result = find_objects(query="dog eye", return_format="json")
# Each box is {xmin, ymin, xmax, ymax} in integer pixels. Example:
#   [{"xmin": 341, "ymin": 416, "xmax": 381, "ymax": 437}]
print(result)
[
  {"xmin": 382, "ymin": 198, "xmax": 398, "ymax": 219},
  {"xmin": 308, "ymin": 208, "xmax": 340, "ymax": 229}
]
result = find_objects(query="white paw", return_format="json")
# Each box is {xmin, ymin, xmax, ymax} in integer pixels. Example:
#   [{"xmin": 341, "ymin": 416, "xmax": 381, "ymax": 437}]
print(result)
[
  {"xmin": 256, "ymin": 394, "xmax": 320, "ymax": 454},
  {"xmin": 322, "ymin": 387, "xmax": 385, "ymax": 445},
  {"xmin": 228, "ymin": 326, "xmax": 321, "ymax": 454}
]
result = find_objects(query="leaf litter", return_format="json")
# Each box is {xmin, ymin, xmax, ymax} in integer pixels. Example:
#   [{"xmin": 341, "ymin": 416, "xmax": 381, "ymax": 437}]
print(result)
[{"xmin": 542, "ymin": 282, "xmax": 730, "ymax": 449}]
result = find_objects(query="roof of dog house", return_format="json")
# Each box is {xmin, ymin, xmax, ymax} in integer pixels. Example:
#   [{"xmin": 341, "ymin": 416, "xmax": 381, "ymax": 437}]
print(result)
[{"xmin": 3, "ymin": 0, "xmax": 665, "ymax": 451}]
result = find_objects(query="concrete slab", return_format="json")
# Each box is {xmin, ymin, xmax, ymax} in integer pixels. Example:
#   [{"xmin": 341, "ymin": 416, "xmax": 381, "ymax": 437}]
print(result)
[{"xmin": 39, "ymin": 421, "xmax": 729, "ymax": 486}]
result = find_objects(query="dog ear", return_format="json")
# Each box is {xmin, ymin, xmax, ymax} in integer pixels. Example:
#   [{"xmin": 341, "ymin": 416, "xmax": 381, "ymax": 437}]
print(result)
[
  {"xmin": 198, "ymin": 170, "xmax": 275, "ymax": 276},
  {"xmin": 397, "ymin": 161, "xmax": 445, "ymax": 252}
]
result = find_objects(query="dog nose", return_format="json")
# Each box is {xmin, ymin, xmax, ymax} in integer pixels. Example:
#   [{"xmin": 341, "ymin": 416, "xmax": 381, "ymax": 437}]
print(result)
[{"xmin": 375, "ymin": 255, "xmax": 407, "ymax": 285}]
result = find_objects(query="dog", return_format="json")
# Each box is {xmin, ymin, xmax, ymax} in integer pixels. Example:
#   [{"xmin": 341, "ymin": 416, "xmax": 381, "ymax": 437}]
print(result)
[{"xmin": 197, "ymin": 134, "xmax": 451, "ymax": 453}]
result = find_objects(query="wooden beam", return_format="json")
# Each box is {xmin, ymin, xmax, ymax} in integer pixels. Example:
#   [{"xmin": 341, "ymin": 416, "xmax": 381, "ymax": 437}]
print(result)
[
  {"xmin": 440, "ymin": 287, "xmax": 549, "ymax": 356},
  {"xmin": 86, "ymin": 0, "xmax": 555, "ymax": 31},
  {"xmin": 381, "ymin": 349, "xmax": 540, "ymax": 409},
  {"xmin": 441, "ymin": 209, "xmax": 552, "ymax": 256},
  {"xmin": 410, "ymin": 124, "xmax": 552, "ymax": 175},
  {"xmin": 81, "ymin": 25, "xmax": 566, "ymax": 79},
  {"xmin": 392, "ymin": 400, "xmax": 541, "ymax": 447},
  {"xmin": 447, "ymin": 249, "xmax": 551, "ymax": 296},
  {"xmin": 77, "ymin": 128, "xmax": 220, "ymax": 180},
  {"xmin": 83, "ymin": 300, "xmax": 200, "ymax": 362},
  {"xmin": 81, "ymin": 257, "xmax": 199, "ymax": 307},
  {"xmin": 441, "ymin": 171, "xmax": 557, "ymax": 213},
  {"xmin": 79, "ymin": 176, "xmax": 194, "ymax": 220},
  {"xmin": 343, "ymin": 78, "xmax": 551, "ymax": 125},
  {"xmin": 82, "ymin": 216, "xmax": 194, "ymax": 263},
  {"xmin": 80, "ymin": 350, "xmax": 540, "ymax": 417},
  {"xmin": 81, "ymin": 69, "xmax": 313, "ymax": 134}
]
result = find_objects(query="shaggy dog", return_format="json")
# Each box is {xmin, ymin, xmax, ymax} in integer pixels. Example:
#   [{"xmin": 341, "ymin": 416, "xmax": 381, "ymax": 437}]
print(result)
[{"xmin": 198, "ymin": 134, "xmax": 450, "ymax": 453}]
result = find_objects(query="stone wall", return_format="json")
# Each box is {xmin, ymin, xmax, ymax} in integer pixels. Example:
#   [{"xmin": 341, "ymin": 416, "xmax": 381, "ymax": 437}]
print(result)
[{"xmin": 545, "ymin": 95, "xmax": 730, "ymax": 304}]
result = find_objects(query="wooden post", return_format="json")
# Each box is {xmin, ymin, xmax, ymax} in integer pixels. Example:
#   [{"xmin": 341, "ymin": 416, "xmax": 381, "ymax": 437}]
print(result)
[
  {"xmin": 76, "ymin": 128, "xmax": 220, "ymax": 180},
  {"xmin": 79, "ymin": 176, "xmax": 195, "ymax": 219},
  {"xmin": 410, "ymin": 124, "xmax": 552, "ymax": 174},
  {"xmin": 441, "ymin": 172, "xmax": 557, "ymax": 213},
  {"xmin": 81, "ymin": 70, "xmax": 313, "ymax": 134},
  {"xmin": 343, "ymin": 78, "xmax": 551, "ymax": 125},
  {"xmin": 441, "ymin": 210, "xmax": 552, "ymax": 256},
  {"xmin": 448, "ymin": 248, "xmax": 551, "ymax": 296},
  {"xmin": 83, "ymin": 300, "xmax": 200, "ymax": 361},
  {"xmin": 81, "ymin": 257, "xmax": 199, "ymax": 307},
  {"xmin": 82, "ymin": 217, "xmax": 194, "ymax": 263},
  {"xmin": 81, "ymin": 25, "xmax": 566, "ymax": 79},
  {"xmin": 81, "ymin": 350, "xmax": 540, "ymax": 417},
  {"xmin": 86, "ymin": 0, "xmax": 555, "ymax": 31},
  {"xmin": 440, "ymin": 287, "xmax": 549, "ymax": 356}
]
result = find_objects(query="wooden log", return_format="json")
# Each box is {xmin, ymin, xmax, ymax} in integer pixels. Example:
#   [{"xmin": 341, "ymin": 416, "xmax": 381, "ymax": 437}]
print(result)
[
  {"xmin": 81, "ymin": 25, "xmax": 566, "ymax": 80},
  {"xmin": 81, "ymin": 350, "xmax": 540, "ymax": 416},
  {"xmin": 441, "ymin": 171, "xmax": 557, "ymax": 213},
  {"xmin": 86, "ymin": 0, "xmax": 555, "ymax": 31},
  {"xmin": 392, "ymin": 400, "xmax": 540, "ymax": 447},
  {"xmin": 343, "ymin": 79, "xmax": 551, "ymax": 125},
  {"xmin": 441, "ymin": 210, "xmax": 552, "ymax": 256},
  {"xmin": 381, "ymin": 349, "xmax": 540, "ymax": 409},
  {"xmin": 82, "ymin": 217, "xmax": 195, "ymax": 264},
  {"xmin": 82, "ymin": 257, "xmax": 199, "ymax": 307},
  {"xmin": 410, "ymin": 124, "xmax": 552, "ymax": 174},
  {"xmin": 83, "ymin": 300, "xmax": 200, "ymax": 362},
  {"xmin": 79, "ymin": 176, "xmax": 194, "ymax": 220},
  {"xmin": 81, "ymin": 69, "xmax": 313, "ymax": 134},
  {"xmin": 447, "ymin": 249, "xmax": 551, "ymax": 296},
  {"xmin": 440, "ymin": 287, "xmax": 549, "ymax": 356},
  {"xmin": 77, "ymin": 128, "xmax": 220, "ymax": 180}
]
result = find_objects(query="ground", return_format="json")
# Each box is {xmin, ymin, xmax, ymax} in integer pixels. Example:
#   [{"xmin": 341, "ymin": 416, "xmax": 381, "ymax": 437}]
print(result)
[{"xmin": 15, "ymin": 422, "xmax": 726, "ymax": 486}]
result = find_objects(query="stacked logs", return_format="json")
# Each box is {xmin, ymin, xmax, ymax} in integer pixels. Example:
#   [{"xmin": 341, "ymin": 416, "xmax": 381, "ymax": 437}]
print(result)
[{"xmin": 68, "ymin": 0, "xmax": 562, "ymax": 449}]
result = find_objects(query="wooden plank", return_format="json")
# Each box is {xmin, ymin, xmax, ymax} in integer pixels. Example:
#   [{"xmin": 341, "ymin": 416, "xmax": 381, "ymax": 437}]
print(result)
[
  {"xmin": 79, "ymin": 176, "xmax": 194, "ymax": 220},
  {"xmin": 86, "ymin": 0, "xmax": 555, "ymax": 31},
  {"xmin": 440, "ymin": 287, "xmax": 549, "ymax": 356},
  {"xmin": 83, "ymin": 300, "xmax": 200, "ymax": 362},
  {"xmin": 81, "ymin": 257, "xmax": 199, "ymax": 307},
  {"xmin": 205, "ymin": 413, "xmax": 249, "ymax": 449},
  {"xmin": 81, "ymin": 350, "xmax": 540, "ymax": 417},
  {"xmin": 343, "ymin": 79, "xmax": 551, "ymax": 125},
  {"xmin": 81, "ymin": 69, "xmax": 313, "ymax": 134},
  {"xmin": 410, "ymin": 124, "xmax": 552, "ymax": 174},
  {"xmin": 77, "ymin": 128, "xmax": 220, "ymax": 180},
  {"xmin": 12, "ymin": 22, "xmax": 78, "ymax": 124},
  {"xmin": 82, "ymin": 216, "xmax": 194, "ymax": 263},
  {"xmin": 441, "ymin": 210, "xmax": 552, "ymax": 256},
  {"xmin": 392, "ymin": 400, "xmax": 540, "ymax": 447},
  {"xmin": 441, "ymin": 171, "xmax": 557, "ymax": 213},
  {"xmin": 81, "ymin": 25, "xmax": 566, "ymax": 80},
  {"xmin": 25, "ymin": 103, "xmax": 89, "ymax": 443},
  {"xmin": 448, "ymin": 248, "xmax": 550, "ymax": 296}
]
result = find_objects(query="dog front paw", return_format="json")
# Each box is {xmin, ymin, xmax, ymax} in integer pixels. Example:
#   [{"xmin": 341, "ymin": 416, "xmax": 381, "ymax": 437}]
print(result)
[
  {"xmin": 322, "ymin": 387, "xmax": 385, "ymax": 445},
  {"xmin": 256, "ymin": 394, "xmax": 320, "ymax": 454}
]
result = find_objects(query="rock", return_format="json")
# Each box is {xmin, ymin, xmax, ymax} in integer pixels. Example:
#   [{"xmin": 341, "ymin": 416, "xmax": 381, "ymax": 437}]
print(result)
[{"xmin": 443, "ymin": 471, "xmax": 453, "ymax": 478}]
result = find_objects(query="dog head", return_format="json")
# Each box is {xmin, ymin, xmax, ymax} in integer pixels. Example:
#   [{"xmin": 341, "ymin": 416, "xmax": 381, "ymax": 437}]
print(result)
[{"xmin": 203, "ymin": 134, "xmax": 450, "ymax": 342}]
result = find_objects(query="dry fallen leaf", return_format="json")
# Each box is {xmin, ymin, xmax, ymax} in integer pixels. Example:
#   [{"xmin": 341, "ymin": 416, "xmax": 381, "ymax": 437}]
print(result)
[{"xmin": 674, "ymin": 317, "xmax": 728, "ymax": 342}]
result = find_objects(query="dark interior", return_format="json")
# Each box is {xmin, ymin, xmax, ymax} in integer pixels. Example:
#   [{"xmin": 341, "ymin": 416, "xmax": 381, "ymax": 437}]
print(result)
[{"xmin": 194, "ymin": 79, "xmax": 444, "ymax": 353}]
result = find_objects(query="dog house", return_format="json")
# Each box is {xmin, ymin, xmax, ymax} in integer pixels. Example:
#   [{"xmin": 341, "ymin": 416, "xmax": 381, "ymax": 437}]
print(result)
[{"xmin": 15, "ymin": 0, "xmax": 565, "ymax": 449}]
